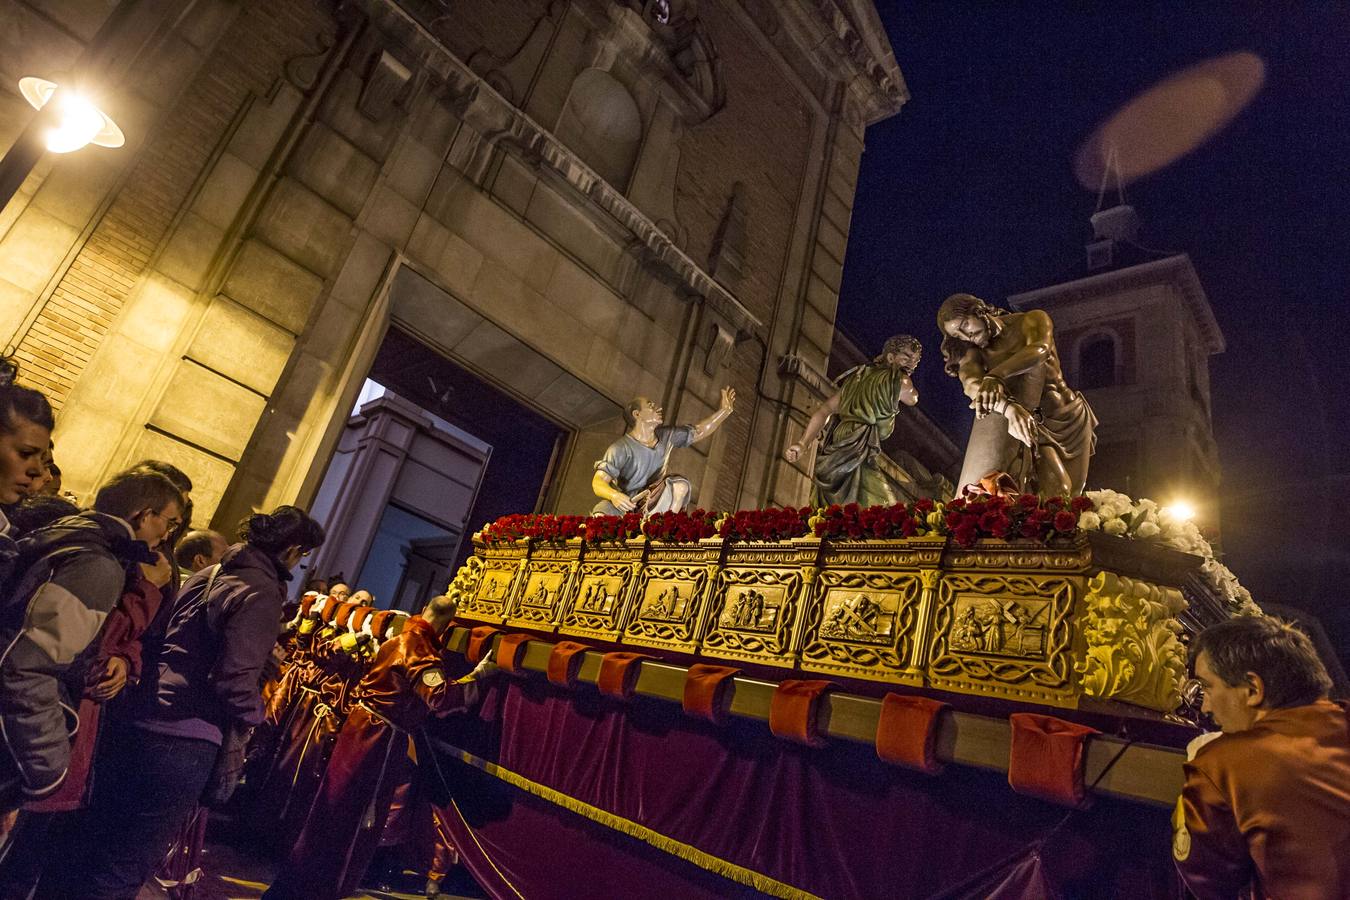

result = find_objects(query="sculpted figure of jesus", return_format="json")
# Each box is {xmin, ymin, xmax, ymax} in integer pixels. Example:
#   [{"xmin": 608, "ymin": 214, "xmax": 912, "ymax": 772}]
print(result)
[
  {"xmin": 937, "ymin": 293, "xmax": 1097, "ymax": 496},
  {"xmin": 591, "ymin": 387, "xmax": 735, "ymax": 516}
]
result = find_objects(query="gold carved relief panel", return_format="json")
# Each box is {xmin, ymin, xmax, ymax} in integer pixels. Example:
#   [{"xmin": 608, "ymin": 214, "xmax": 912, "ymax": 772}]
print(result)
[
  {"xmin": 459, "ymin": 546, "xmax": 526, "ymax": 624},
  {"xmin": 700, "ymin": 542, "xmax": 818, "ymax": 667},
  {"xmin": 623, "ymin": 544, "xmax": 719, "ymax": 654},
  {"xmin": 926, "ymin": 571, "xmax": 1080, "ymax": 707},
  {"xmin": 558, "ymin": 545, "xmax": 645, "ymax": 642},
  {"xmin": 797, "ymin": 567, "xmax": 925, "ymax": 684},
  {"xmin": 504, "ymin": 550, "xmax": 576, "ymax": 631}
]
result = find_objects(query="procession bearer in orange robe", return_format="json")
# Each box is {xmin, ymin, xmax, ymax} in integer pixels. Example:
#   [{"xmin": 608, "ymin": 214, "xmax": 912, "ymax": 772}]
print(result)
[
  {"xmin": 262, "ymin": 593, "xmax": 497, "ymax": 900},
  {"xmin": 1173, "ymin": 616, "xmax": 1350, "ymax": 900}
]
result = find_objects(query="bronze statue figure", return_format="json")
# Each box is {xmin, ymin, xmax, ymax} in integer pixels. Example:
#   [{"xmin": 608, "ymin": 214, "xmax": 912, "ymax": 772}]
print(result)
[
  {"xmin": 592, "ymin": 387, "xmax": 736, "ymax": 515},
  {"xmin": 784, "ymin": 335, "xmax": 921, "ymax": 507},
  {"xmin": 937, "ymin": 293, "xmax": 1096, "ymax": 496}
]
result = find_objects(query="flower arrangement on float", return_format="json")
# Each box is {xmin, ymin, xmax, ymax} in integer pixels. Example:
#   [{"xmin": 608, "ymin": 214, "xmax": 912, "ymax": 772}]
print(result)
[
  {"xmin": 1078, "ymin": 489, "xmax": 1258, "ymax": 615},
  {"xmin": 477, "ymin": 494, "xmax": 1082, "ymax": 547},
  {"xmin": 474, "ymin": 489, "xmax": 1255, "ymax": 613}
]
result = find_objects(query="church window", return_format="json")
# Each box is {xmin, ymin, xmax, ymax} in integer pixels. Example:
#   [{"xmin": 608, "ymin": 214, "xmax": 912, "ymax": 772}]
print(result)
[{"xmin": 1079, "ymin": 335, "xmax": 1117, "ymax": 389}]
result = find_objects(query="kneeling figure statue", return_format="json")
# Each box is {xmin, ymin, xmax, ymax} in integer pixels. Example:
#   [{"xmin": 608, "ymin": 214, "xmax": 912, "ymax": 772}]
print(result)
[{"xmin": 592, "ymin": 387, "xmax": 736, "ymax": 515}]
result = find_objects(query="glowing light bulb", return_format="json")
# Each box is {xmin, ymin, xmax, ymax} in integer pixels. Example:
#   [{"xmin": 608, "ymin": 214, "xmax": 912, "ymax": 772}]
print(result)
[
  {"xmin": 46, "ymin": 93, "xmax": 105, "ymax": 153},
  {"xmin": 18, "ymin": 76, "xmax": 124, "ymax": 153},
  {"xmin": 1163, "ymin": 500, "xmax": 1196, "ymax": 522}
]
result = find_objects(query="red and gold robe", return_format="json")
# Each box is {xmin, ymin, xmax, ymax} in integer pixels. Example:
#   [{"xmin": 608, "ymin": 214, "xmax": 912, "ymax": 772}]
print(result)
[{"xmin": 262, "ymin": 616, "xmax": 476, "ymax": 900}]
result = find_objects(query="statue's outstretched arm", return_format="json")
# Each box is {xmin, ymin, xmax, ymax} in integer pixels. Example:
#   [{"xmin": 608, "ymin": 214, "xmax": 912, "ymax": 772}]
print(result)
[
  {"xmin": 690, "ymin": 386, "xmax": 736, "ymax": 442},
  {"xmin": 784, "ymin": 392, "xmax": 840, "ymax": 463}
]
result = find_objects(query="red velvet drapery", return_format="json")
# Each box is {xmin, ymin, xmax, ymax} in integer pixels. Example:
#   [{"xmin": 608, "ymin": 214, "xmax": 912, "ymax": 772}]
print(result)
[{"xmin": 426, "ymin": 677, "xmax": 1183, "ymax": 899}]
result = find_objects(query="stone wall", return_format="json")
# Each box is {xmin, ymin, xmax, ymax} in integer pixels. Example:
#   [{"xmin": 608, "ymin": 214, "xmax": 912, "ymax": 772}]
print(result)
[{"xmin": 1, "ymin": 0, "xmax": 905, "ymax": 529}]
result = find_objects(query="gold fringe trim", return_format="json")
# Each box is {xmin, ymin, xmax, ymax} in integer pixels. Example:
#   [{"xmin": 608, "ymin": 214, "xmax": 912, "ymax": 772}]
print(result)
[{"xmin": 440, "ymin": 743, "xmax": 822, "ymax": 900}]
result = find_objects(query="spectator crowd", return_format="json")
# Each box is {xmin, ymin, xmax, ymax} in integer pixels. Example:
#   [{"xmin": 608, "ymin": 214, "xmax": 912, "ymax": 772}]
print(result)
[{"xmin": 0, "ymin": 354, "xmax": 495, "ymax": 900}]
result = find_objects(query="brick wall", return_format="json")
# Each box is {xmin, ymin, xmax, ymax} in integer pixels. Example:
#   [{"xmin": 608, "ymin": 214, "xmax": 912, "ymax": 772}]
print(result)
[
  {"xmin": 12, "ymin": 0, "xmax": 333, "ymax": 408},
  {"xmin": 675, "ymin": 2, "xmax": 812, "ymax": 325},
  {"xmin": 670, "ymin": 1, "xmax": 814, "ymax": 510}
]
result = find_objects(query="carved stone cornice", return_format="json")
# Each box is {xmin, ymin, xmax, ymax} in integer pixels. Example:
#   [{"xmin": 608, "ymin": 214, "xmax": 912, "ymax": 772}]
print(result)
[
  {"xmin": 356, "ymin": 0, "xmax": 763, "ymax": 339},
  {"xmin": 777, "ymin": 0, "xmax": 907, "ymax": 126}
]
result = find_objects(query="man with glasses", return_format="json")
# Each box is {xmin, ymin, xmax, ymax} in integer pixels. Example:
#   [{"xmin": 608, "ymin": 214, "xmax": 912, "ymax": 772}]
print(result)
[
  {"xmin": 1173, "ymin": 615, "xmax": 1350, "ymax": 899},
  {"xmin": 0, "ymin": 465, "xmax": 183, "ymax": 812}
]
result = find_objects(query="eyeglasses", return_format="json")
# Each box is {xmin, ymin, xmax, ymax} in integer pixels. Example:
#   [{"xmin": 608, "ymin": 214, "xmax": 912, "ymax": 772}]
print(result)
[
  {"xmin": 142, "ymin": 509, "xmax": 183, "ymax": 531},
  {"xmin": 1182, "ymin": 677, "xmax": 1205, "ymax": 706}
]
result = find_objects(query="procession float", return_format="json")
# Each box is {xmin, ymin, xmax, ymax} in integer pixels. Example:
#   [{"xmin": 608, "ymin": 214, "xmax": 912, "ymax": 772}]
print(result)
[
  {"xmin": 415, "ymin": 298, "xmax": 1252, "ymax": 899},
  {"xmin": 420, "ymin": 493, "xmax": 1244, "ymax": 897}
]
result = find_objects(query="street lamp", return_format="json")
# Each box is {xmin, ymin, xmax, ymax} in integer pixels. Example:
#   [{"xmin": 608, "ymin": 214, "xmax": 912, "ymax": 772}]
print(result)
[
  {"xmin": 0, "ymin": 76, "xmax": 124, "ymax": 215},
  {"xmin": 18, "ymin": 77, "xmax": 124, "ymax": 153}
]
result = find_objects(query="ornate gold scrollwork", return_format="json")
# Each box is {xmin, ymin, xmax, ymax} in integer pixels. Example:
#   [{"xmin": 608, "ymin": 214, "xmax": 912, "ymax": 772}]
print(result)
[
  {"xmin": 1077, "ymin": 571, "xmax": 1187, "ymax": 712},
  {"xmin": 927, "ymin": 572, "xmax": 1077, "ymax": 706},
  {"xmin": 459, "ymin": 547, "xmax": 525, "ymax": 623}
]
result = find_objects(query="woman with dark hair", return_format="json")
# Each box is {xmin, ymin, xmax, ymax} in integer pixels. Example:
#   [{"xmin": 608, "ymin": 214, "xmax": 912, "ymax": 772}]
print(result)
[
  {"xmin": 0, "ymin": 356, "xmax": 55, "ymax": 585},
  {"xmin": 36, "ymin": 506, "xmax": 325, "ymax": 900}
]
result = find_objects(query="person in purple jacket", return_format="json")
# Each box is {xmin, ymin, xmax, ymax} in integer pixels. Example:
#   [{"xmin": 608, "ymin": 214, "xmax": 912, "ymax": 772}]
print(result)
[{"xmin": 37, "ymin": 506, "xmax": 325, "ymax": 900}]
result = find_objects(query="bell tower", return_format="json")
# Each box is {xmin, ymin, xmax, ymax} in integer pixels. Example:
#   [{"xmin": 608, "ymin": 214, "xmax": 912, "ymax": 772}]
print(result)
[{"xmin": 1007, "ymin": 208, "xmax": 1225, "ymax": 531}]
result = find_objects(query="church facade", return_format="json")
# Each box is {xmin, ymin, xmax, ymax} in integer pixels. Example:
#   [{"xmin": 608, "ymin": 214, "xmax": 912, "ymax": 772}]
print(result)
[{"xmin": 0, "ymin": 0, "xmax": 905, "ymax": 532}]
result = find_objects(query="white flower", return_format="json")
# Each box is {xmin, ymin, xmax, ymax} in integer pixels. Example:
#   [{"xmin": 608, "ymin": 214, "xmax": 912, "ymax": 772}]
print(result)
[
  {"xmin": 1135, "ymin": 521, "xmax": 1160, "ymax": 539},
  {"xmin": 1078, "ymin": 511, "xmax": 1102, "ymax": 531},
  {"xmin": 1103, "ymin": 518, "xmax": 1128, "ymax": 536}
]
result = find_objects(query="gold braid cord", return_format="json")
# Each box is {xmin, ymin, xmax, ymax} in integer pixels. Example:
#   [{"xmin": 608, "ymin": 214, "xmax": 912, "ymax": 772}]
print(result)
[{"xmin": 440, "ymin": 743, "xmax": 822, "ymax": 900}]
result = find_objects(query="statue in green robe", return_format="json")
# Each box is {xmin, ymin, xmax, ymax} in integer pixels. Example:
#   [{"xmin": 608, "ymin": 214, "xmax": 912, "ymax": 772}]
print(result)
[{"xmin": 784, "ymin": 335, "xmax": 922, "ymax": 507}]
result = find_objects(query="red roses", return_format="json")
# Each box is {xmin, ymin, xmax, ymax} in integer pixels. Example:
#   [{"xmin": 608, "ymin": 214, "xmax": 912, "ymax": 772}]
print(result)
[
  {"xmin": 478, "ymin": 494, "xmax": 1094, "ymax": 551},
  {"xmin": 719, "ymin": 507, "xmax": 812, "ymax": 542},
  {"xmin": 941, "ymin": 493, "xmax": 1090, "ymax": 548},
  {"xmin": 642, "ymin": 509, "xmax": 718, "ymax": 543},
  {"xmin": 812, "ymin": 501, "xmax": 931, "ymax": 540}
]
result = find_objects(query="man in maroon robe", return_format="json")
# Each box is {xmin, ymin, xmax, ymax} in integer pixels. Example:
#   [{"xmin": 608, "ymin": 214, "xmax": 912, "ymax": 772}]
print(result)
[{"xmin": 262, "ymin": 594, "xmax": 496, "ymax": 900}]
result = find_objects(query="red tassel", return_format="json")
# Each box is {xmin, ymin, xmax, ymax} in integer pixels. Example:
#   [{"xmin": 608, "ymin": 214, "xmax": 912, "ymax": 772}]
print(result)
[
  {"xmin": 875, "ymin": 693, "xmax": 948, "ymax": 774},
  {"xmin": 496, "ymin": 633, "xmax": 533, "ymax": 675},
  {"xmin": 465, "ymin": 626, "xmax": 501, "ymax": 664},
  {"xmin": 769, "ymin": 679, "xmax": 838, "ymax": 746},
  {"xmin": 682, "ymin": 664, "xmax": 741, "ymax": 723},
  {"xmin": 1007, "ymin": 712, "xmax": 1101, "ymax": 806},
  {"xmin": 597, "ymin": 652, "xmax": 651, "ymax": 700},
  {"xmin": 547, "ymin": 641, "xmax": 590, "ymax": 687}
]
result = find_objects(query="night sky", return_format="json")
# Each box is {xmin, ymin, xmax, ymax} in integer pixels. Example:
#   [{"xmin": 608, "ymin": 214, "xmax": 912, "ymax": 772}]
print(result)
[{"xmin": 842, "ymin": 3, "xmax": 1350, "ymax": 658}]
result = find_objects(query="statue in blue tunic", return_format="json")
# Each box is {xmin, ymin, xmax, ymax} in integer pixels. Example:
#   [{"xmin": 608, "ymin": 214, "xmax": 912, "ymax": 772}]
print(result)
[{"xmin": 591, "ymin": 387, "xmax": 736, "ymax": 516}]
